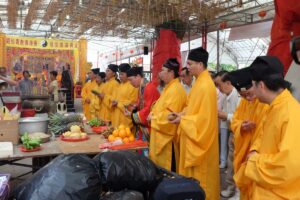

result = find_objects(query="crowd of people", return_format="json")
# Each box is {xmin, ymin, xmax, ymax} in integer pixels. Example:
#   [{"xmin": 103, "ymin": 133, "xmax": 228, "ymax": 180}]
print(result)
[
  {"xmin": 81, "ymin": 47, "xmax": 300, "ymax": 200},
  {"xmin": 1, "ymin": 46, "xmax": 299, "ymax": 199},
  {"xmin": 0, "ymin": 65, "xmax": 74, "ymax": 113}
]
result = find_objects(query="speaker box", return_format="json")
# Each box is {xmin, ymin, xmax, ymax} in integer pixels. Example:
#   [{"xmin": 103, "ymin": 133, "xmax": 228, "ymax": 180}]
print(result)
[{"xmin": 143, "ymin": 46, "xmax": 149, "ymax": 55}]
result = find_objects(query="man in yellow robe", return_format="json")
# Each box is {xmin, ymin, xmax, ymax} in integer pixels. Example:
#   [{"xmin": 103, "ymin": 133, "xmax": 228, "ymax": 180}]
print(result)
[
  {"xmin": 81, "ymin": 68, "xmax": 98, "ymax": 120},
  {"xmin": 89, "ymin": 72, "xmax": 106, "ymax": 119},
  {"xmin": 149, "ymin": 58, "xmax": 187, "ymax": 172},
  {"xmin": 242, "ymin": 56, "xmax": 300, "ymax": 199},
  {"xmin": 111, "ymin": 63, "xmax": 138, "ymax": 128},
  {"xmin": 227, "ymin": 67, "xmax": 269, "ymax": 200},
  {"xmin": 98, "ymin": 64, "xmax": 120, "ymax": 122},
  {"xmin": 170, "ymin": 47, "xmax": 220, "ymax": 200}
]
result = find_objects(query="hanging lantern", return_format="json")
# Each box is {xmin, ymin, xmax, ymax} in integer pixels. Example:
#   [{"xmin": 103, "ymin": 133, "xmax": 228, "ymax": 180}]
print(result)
[
  {"xmin": 112, "ymin": 53, "xmax": 116, "ymax": 56},
  {"xmin": 130, "ymin": 49, "xmax": 134, "ymax": 54},
  {"xmin": 258, "ymin": 10, "xmax": 267, "ymax": 18},
  {"xmin": 120, "ymin": 52, "xmax": 123, "ymax": 56},
  {"xmin": 219, "ymin": 21, "xmax": 227, "ymax": 29}
]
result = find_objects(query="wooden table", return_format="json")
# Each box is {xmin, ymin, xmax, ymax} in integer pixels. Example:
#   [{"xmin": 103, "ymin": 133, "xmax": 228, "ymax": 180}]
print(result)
[
  {"xmin": 0, "ymin": 134, "xmax": 107, "ymax": 161},
  {"xmin": 0, "ymin": 134, "xmax": 148, "ymax": 180}
]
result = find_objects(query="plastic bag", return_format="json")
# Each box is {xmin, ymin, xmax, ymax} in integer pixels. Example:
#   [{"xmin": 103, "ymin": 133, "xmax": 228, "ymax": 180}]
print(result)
[
  {"xmin": 13, "ymin": 154, "xmax": 101, "ymax": 200},
  {"xmin": 100, "ymin": 190, "xmax": 144, "ymax": 200},
  {"xmin": 0, "ymin": 174, "xmax": 10, "ymax": 200},
  {"xmin": 94, "ymin": 151, "xmax": 158, "ymax": 192}
]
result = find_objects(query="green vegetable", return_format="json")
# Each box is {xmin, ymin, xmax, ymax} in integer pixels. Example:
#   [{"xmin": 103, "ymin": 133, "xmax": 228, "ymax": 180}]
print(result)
[
  {"xmin": 21, "ymin": 132, "xmax": 41, "ymax": 150},
  {"xmin": 87, "ymin": 118, "xmax": 106, "ymax": 127}
]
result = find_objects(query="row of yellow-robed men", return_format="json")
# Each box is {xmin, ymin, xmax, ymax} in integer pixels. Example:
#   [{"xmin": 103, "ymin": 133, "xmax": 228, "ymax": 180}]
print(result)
[
  {"xmin": 81, "ymin": 63, "xmax": 138, "ymax": 128},
  {"xmin": 82, "ymin": 49, "xmax": 300, "ymax": 200},
  {"xmin": 149, "ymin": 53, "xmax": 300, "ymax": 200},
  {"xmin": 81, "ymin": 51, "xmax": 220, "ymax": 200}
]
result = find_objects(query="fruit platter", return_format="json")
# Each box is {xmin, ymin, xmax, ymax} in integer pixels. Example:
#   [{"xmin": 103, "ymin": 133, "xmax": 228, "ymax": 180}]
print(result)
[
  {"xmin": 60, "ymin": 125, "xmax": 89, "ymax": 142},
  {"xmin": 107, "ymin": 125, "xmax": 135, "ymax": 144}
]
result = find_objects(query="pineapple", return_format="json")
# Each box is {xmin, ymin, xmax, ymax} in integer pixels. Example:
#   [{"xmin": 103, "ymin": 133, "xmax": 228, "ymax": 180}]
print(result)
[{"xmin": 49, "ymin": 114, "xmax": 83, "ymax": 135}]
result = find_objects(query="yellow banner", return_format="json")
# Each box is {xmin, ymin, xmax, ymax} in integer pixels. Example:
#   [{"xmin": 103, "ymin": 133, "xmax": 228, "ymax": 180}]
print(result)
[{"xmin": 5, "ymin": 35, "xmax": 79, "ymax": 50}]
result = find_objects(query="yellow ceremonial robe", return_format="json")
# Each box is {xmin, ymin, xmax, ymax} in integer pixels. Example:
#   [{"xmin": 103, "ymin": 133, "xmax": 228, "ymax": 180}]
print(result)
[
  {"xmin": 111, "ymin": 81, "xmax": 138, "ymax": 128},
  {"xmin": 81, "ymin": 80, "xmax": 97, "ymax": 120},
  {"xmin": 149, "ymin": 79, "xmax": 187, "ymax": 171},
  {"xmin": 99, "ymin": 78, "xmax": 119, "ymax": 122},
  {"xmin": 243, "ymin": 89, "xmax": 300, "ymax": 199},
  {"xmin": 177, "ymin": 70, "xmax": 220, "ymax": 200},
  {"xmin": 231, "ymin": 98, "xmax": 269, "ymax": 200},
  {"xmin": 89, "ymin": 82, "xmax": 105, "ymax": 119}
]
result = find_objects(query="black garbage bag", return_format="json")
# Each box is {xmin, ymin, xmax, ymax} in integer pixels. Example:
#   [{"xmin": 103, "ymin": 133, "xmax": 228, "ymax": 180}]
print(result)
[
  {"xmin": 94, "ymin": 151, "xmax": 158, "ymax": 192},
  {"xmin": 100, "ymin": 190, "xmax": 144, "ymax": 200},
  {"xmin": 13, "ymin": 154, "xmax": 101, "ymax": 200}
]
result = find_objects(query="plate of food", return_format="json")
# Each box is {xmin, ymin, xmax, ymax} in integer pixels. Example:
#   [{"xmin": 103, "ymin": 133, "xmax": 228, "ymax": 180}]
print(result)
[
  {"xmin": 91, "ymin": 126, "xmax": 109, "ymax": 134},
  {"xmin": 20, "ymin": 132, "xmax": 42, "ymax": 152},
  {"xmin": 19, "ymin": 145, "xmax": 42, "ymax": 152},
  {"xmin": 60, "ymin": 131, "xmax": 89, "ymax": 142}
]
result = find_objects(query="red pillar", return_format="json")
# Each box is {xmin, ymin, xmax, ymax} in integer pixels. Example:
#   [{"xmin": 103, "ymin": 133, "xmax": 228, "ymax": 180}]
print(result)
[
  {"xmin": 151, "ymin": 29, "xmax": 182, "ymax": 85},
  {"xmin": 267, "ymin": 0, "xmax": 300, "ymax": 75}
]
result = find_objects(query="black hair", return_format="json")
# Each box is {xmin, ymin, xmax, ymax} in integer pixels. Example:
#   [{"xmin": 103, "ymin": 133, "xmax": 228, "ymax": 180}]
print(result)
[
  {"xmin": 208, "ymin": 70, "xmax": 216, "ymax": 78},
  {"xmin": 23, "ymin": 70, "xmax": 30, "ymax": 76},
  {"xmin": 181, "ymin": 67, "xmax": 190, "ymax": 75},
  {"xmin": 170, "ymin": 69, "xmax": 179, "ymax": 78},
  {"xmin": 256, "ymin": 74, "xmax": 291, "ymax": 92},
  {"xmin": 50, "ymin": 71, "xmax": 58, "ymax": 77},
  {"xmin": 215, "ymin": 70, "xmax": 231, "ymax": 82}
]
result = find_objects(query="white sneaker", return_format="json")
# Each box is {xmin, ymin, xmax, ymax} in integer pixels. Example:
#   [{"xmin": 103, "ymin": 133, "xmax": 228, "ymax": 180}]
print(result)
[
  {"xmin": 228, "ymin": 188, "xmax": 240, "ymax": 200},
  {"xmin": 219, "ymin": 163, "xmax": 227, "ymax": 169},
  {"xmin": 220, "ymin": 187, "xmax": 235, "ymax": 198}
]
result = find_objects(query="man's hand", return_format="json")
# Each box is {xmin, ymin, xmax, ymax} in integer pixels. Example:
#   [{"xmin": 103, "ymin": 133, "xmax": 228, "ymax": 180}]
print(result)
[
  {"xmin": 241, "ymin": 121, "xmax": 256, "ymax": 132},
  {"xmin": 247, "ymin": 150, "xmax": 257, "ymax": 160},
  {"xmin": 85, "ymin": 98, "xmax": 90, "ymax": 104},
  {"xmin": 168, "ymin": 112, "xmax": 181, "ymax": 124},
  {"xmin": 218, "ymin": 110, "xmax": 228, "ymax": 120},
  {"xmin": 112, "ymin": 100, "xmax": 118, "ymax": 107},
  {"xmin": 99, "ymin": 93, "xmax": 104, "ymax": 99},
  {"xmin": 124, "ymin": 108, "xmax": 131, "ymax": 116}
]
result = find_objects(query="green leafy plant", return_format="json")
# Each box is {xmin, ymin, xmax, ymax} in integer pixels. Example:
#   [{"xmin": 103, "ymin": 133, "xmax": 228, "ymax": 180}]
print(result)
[
  {"xmin": 21, "ymin": 132, "xmax": 41, "ymax": 150},
  {"xmin": 87, "ymin": 118, "xmax": 106, "ymax": 127}
]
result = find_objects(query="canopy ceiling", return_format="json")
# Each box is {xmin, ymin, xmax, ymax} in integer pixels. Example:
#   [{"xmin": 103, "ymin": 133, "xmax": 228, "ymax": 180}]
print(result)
[{"xmin": 0, "ymin": 0, "xmax": 274, "ymax": 41}]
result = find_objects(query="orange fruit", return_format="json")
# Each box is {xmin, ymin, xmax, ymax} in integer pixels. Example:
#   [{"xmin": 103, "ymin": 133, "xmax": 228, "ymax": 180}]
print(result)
[
  {"xmin": 125, "ymin": 128, "xmax": 131, "ymax": 136},
  {"xmin": 113, "ymin": 130, "xmax": 119, "ymax": 137},
  {"xmin": 123, "ymin": 137, "xmax": 129, "ymax": 144},
  {"xmin": 108, "ymin": 135, "xmax": 115, "ymax": 142},
  {"xmin": 119, "ymin": 129, "xmax": 126, "ymax": 138},
  {"xmin": 118, "ymin": 124, "xmax": 125, "ymax": 130},
  {"xmin": 129, "ymin": 135, "xmax": 135, "ymax": 142}
]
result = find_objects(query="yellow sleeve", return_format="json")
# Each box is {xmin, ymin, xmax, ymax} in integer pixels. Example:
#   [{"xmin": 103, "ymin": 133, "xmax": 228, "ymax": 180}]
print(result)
[
  {"xmin": 117, "ymin": 85, "xmax": 138, "ymax": 114},
  {"xmin": 81, "ymin": 82, "xmax": 90, "ymax": 102},
  {"xmin": 245, "ymin": 120, "xmax": 300, "ymax": 188},
  {"xmin": 102, "ymin": 81, "xmax": 119, "ymax": 108},
  {"xmin": 179, "ymin": 87, "xmax": 218, "ymax": 168},
  {"xmin": 231, "ymin": 100, "xmax": 253, "ymax": 171},
  {"xmin": 230, "ymin": 100, "xmax": 244, "ymax": 136},
  {"xmin": 151, "ymin": 90, "xmax": 186, "ymax": 136}
]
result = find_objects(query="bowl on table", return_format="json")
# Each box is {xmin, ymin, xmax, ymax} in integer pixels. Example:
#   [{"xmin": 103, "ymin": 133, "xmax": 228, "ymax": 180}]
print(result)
[{"xmin": 91, "ymin": 126, "xmax": 108, "ymax": 134}]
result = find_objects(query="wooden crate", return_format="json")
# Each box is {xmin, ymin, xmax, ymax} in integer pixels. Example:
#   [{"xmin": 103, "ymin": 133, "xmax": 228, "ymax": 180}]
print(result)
[{"xmin": 0, "ymin": 120, "xmax": 19, "ymax": 144}]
